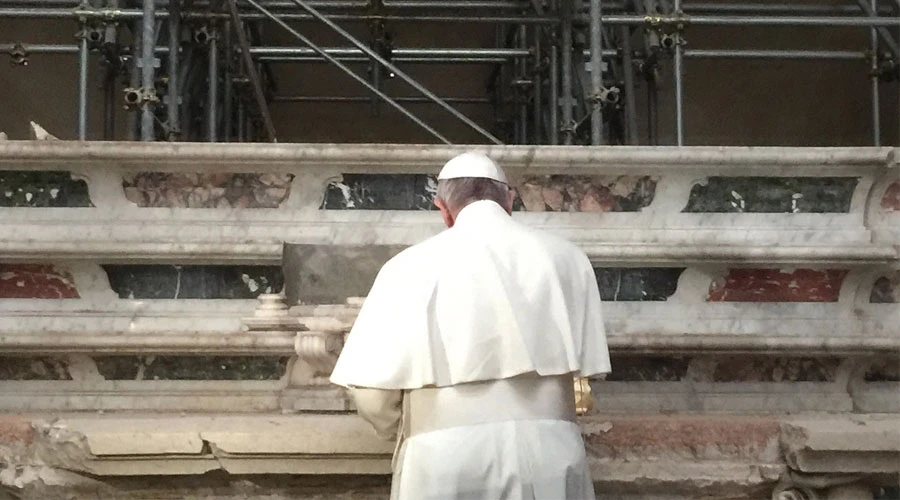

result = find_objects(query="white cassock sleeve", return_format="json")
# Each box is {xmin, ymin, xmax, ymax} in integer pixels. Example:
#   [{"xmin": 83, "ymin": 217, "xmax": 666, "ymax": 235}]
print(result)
[
  {"xmin": 348, "ymin": 388, "xmax": 403, "ymax": 440},
  {"xmin": 578, "ymin": 254, "xmax": 612, "ymax": 378}
]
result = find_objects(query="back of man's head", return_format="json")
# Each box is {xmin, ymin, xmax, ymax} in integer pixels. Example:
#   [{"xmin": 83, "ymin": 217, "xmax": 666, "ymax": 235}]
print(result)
[{"xmin": 435, "ymin": 152, "xmax": 512, "ymax": 216}]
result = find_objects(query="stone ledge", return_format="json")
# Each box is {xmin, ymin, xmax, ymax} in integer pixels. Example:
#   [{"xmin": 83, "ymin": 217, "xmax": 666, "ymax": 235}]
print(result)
[{"xmin": 2, "ymin": 413, "xmax": 897, "ymax": 499}]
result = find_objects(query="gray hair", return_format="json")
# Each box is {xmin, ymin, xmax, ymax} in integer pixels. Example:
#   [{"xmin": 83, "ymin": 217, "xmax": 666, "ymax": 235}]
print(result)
[{"xmin": 435, "ymin": 177, "xmax": 510, "ymax": 214}]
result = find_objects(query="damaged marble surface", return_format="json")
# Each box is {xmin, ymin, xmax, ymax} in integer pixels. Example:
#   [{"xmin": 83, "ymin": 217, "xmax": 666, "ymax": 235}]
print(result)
[
  {"xmin": 0, "ymin": 264, "xmax": 80, "ymax": 299},
  {"xmin": 0, "ymin": 171, "xmax": 91, "ymax": 207},
  {"xmin": 708, "ymin": 268, "xmax": 848, "ymax": 302},
  {"xmin": 92, "ymin": 356, "xmax": 289, "ymax": 381},
  {"xmin": 684, "ymin": 177, "xmax": 857, "ymax": 213},
  {"xmin": 123, "ymin": 173, "xmax": 293, "ymax": 208},
  {"xmin": 102, "ymin": 265, "xmax": 283, "ymax": 299},
  {"xmin": 595, "ymin": 267, "xmax": 684, "ymax": 301}
]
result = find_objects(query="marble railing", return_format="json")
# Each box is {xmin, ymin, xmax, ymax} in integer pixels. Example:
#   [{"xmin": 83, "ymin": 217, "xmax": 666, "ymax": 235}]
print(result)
[
  {"xmin": 0, "ymin": 142, "xmax": 898, "ymax": 499},
  {"xmin": 0, "ymin": 142, "xmax": 896, "ymax": 263},
  {"xmin": 1, "ymin": 143, "xmax": 897, "ymax": 407}
]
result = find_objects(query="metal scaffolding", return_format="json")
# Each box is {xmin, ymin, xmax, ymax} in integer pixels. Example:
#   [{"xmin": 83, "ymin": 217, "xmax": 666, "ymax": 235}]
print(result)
[{"xmin": 1, "ymin": 0, "xmax": 897, "ymax": 144}]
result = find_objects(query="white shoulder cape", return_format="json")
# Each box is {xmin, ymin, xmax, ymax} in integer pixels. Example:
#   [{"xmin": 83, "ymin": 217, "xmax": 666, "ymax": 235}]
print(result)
[{"xmin": 329, "ymin": 201, "xmax": 611, "ymax": 390}]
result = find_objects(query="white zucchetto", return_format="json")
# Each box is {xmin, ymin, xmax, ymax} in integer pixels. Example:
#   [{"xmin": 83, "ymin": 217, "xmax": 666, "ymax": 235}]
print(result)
[{"xmin": 437, "ymin": 152, "xmax": 509, "ymax": 185}]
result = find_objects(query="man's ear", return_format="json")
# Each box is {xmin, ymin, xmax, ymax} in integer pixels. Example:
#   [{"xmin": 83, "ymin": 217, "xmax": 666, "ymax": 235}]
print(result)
[
  {"xmin": 506, "ymin": 187, "xmax": 516, "ymax": 214},
  {"xmin": 434, "ymin": 198, "xmax": 455, "ymax": 228}
]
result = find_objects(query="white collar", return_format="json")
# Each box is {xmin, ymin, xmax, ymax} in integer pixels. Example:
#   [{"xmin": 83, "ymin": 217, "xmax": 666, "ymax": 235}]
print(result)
[{"xmin": 453, "ymin": 200, "xmax": 510, "ymax": 228}]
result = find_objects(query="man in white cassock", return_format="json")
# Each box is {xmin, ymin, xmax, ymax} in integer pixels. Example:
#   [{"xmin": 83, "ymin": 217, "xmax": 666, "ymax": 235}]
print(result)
[{"xmin": 329, "ymin": 152, "xmax": 611, "ymax": 500}]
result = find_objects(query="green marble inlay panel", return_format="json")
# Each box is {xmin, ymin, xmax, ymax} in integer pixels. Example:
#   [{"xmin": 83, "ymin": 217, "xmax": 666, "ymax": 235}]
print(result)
[
  {"xmin": 712, "ymin": 356, "xmax": 840, "ymax": 382},
  {"xmin": 605, "ymin": 356, "xmax": 691, "ymax": 382},
  {"xmin": 595, "ymin": 268, "xmax": 685, "ymax": 301},
  {"xmin": 102, "ymin": 265, "xmax": 283, "ymax": 299},
  {"xmin": 0, "ymin": 171, "xmax": 91, "ymax": 207},
  {"xmin": 321, "ymin": 174, "xmax": 657, "ymax": 213},
  {"xmin": 684, "ymin": 177, "xmax": 857, "ymax": 213},
  {"xmin": 322, "ymin": 174, "xmax": 438, "ymax": 210},
  {"xmin": 0, "ymin": 356, "xmax": 73, "ymax": 380},
  {"xmin": 93, "ymin": 356, "xmax": 290, "ymax": 380}
]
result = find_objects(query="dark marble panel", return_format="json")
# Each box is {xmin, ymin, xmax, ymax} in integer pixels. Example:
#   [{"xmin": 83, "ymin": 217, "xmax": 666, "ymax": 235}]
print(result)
[
  {"xmin": 515, "ymin": 175, "xmax": 657, "ymax": 212},
  {"xmin": 102, "ymin": 265, "xmax": 283, "ymax": 299},
  {"xmin": 605, "ymin": 356, "xmax": 691, "ymax": 382},
  {"xmin": 870, "ymin": 272, "xmax": 899, "ymax": 303},
  {"xmin": 123, "ymin": 172, "xmax": 293, "ymax": 208},
  {"xmin": 595, "ymin": 268, "xmax": 685, "ymax": 301},
  {"xmin": 712, "ymin": 356, "xmax": 840, "ymax": 382},
  {"xmin": 94, "ymin": 356, "xmax": 290, "ymax": 380},
  {"xmin": 321, "ymin": 174, "xmax": 658, "ymax": 213},
  {"xmin": 708, "ymin": 268, "xmax": 847, "ymax": 302},
  {"xmin": 0, "ymin": 357, "xmax": 73, "ymax": 380},
  {"xmin": 0, "ymin": 171, "xmax": 91, "ymax": 207},
  {"xmin": 684, "ymin": 177, "xmax": 858, "ymax": 213},
  {"xmin": 0, "ymin": 264, "xmax": 80, "ymax": 298},
  {"xmin": 875, "ymin": 486, "xmax": 900, "ymax": 500},
  {"xmin": 321, "ymin": 174, "xmax": 438, "ymax": 210},
  {"xmin": 864, "ymin": 360, "xmax": 900, "ymax": 382}
]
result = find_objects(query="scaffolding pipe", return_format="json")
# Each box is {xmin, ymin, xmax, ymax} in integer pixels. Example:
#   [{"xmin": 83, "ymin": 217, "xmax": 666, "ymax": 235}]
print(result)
[
  {"xmin": 684, "ymin": 49, "xmax": 869, "ymax": 59},
  {"xmin": 6, "ymin": 7, "xmax": 900, "ymax": 26},
  {"xmin": 661, "ymin": 14, "xmax": 900, "ymax": 27},
  {"xmin": 263, "ymin": 56, "xmax": 518, "ymax": 63},
  {"xmin": 9, "ymin": 0, "xmax": 900, "ymax": 15},
  {"xmin": 139, "ymin": 0, "xmax": 156, "ymax": 141},
  {"xmin": 383, "ymin": 0, "xmax": 529, "ymax": 7},
  {"xmin": 243, "ymin": 0, "xmax": 452, "ymax": 143},
  {"xmin": 647, "ymin": 71, "xmax": 658, "ymax": 145},
  {"xmin": 166, "ymin": 0, "xmax": 180, "ymax": 140},
  {"xmin": 518, "ymin": 25, "xmax": 528, "ymax": 144},
  {"xmin": 222, "ymin": 21, "xmax": 233, "ymax": 141},
  {"xmin": 103, "ymin": 67, "xmax": 116, "ymax": 140},
  {"xmin": 0, "ymin": 8, "xmax": 560, "ymax": 23},
  {"xmin": 549, "ymin": 43, "xmax": 558, "ymax": 145},
  {"xmin": 76, "ymin": 24, "xmax": 89, "ymax": 140},
  {"xmin": 6, "ymin": 45, "xmax": 876, "ymax": 62},
  {"xmin": 683, "ymin": 2, "xmax": 898, "ymax": 15},
  {"xmin": 250, "ymin": 47, "xmax": 532, "ymax": 57},
  {"xmin": 227, "ymin": 0, "xmax": 277, "ymax": 141},
  {"xmin": 207, "ymin": 28, "xmax": 218, "ymax": 142},
  {"xmin": 126, "ymin": 21, "xmax": 140, "ymax": 140},
  {"xmin": 870, "ymin": 0, "xmax": 881, "ymax": 147},
  {"xmin": 853, "ymin": 0, "xmax": 899, "ymax": 59},
  {"xmin": 237, "ymin": 99, "xmax": 246, "ymax": 142},
  {"xmin": 589, "ymin": 0, "xmax": 603, "ymax": 145},
  {"xmin": 619, "ymin": 26, "xmax": 637, "ymax": 144},
  {"xmin": 274, "ymin": 96, "xmax": 491, "ymax": 103},
  {"xmin": 560, "ymin": 0, "xmax": 573, "ymax": 144},
  {"xmin": 674, "ymin": 0, "xmax": 687, "ymax": 146},
  {"xmin": 284, "ymin": 0, "xmax": 503, "ymax": 144},
  {"xmin": 532, "ymin": 25, "xmax": 541, "ymax": 144}
]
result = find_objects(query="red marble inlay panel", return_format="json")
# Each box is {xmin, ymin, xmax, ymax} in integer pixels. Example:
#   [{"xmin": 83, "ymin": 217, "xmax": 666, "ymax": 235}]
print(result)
[
  {"xmin": 0, "ymin": 264, "xmax": 80, "ymax": 298},
  {"xmin": 882, "ymin": 181, "xmax": 900, "ymax": 212},
  {"xmin": 707, "ymin": 269, "xmax": 848, "ymax": 302}
]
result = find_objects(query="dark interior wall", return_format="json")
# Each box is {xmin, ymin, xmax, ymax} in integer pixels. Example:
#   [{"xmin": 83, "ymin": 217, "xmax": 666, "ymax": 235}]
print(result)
[{"xmin": 0, "ymin": 6, "xmax": 897, "ymax": 145}]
